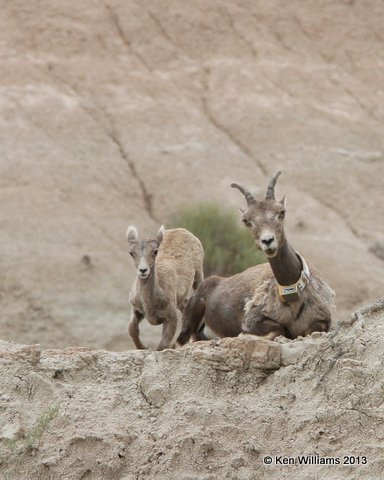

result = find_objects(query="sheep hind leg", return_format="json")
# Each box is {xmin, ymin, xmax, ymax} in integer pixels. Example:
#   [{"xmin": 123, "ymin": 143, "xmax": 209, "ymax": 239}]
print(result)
[
  {"xmin": 176, "ymin": 291, "xmax": 206, "ymax": 346},
  {"xmin": 192, "ymin": 322, "xmax": 209, "ymax": 342},
  {"xmin": 128, "ymin": 309, "xmax": 147, "ymax": 350},
  {"xmin": 156, "ymin": 309, "xmax": 178, "ymax": 351}
]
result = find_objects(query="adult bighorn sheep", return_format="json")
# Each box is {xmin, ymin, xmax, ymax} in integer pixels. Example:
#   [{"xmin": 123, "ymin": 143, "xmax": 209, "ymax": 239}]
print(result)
[
  {"xmin": 177, "ymin": 171, "xmax": 334, "ymax": 345},
  {"xmin": 126, "ymin": 225, "xmax": 204, "ymax": 350}
]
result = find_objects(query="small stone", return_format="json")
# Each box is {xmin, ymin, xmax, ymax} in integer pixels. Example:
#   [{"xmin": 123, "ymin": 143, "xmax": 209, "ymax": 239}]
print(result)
[
  {"xmin": 311, "ymin": 331, "xmax": 323, "ymax": 339},
  {"xmin": 231, "ymin": 455, "xmax": 246, "ymax": 468},
  {"xmin": 1, "ymin": 422, "xmax": 25, "ymax": 441}
]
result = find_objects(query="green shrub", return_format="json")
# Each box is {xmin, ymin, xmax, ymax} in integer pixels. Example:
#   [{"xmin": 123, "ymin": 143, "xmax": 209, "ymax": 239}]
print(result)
[
  {"xmin": 2, "ymin": 405, "xmax": 59, "ymax": 459},
  {"xmin": 169, "ymin": 202, "xmax": 266, "ymax": 277}
]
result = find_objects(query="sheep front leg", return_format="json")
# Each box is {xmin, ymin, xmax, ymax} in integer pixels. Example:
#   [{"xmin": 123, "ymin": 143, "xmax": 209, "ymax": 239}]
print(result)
[
  {"xmin": 242, "ymin": 306, "xmax": 286, "ymax": 340},
  {"xmin": 156, "ymin": 308, "xmax": 178, "ymax": 351},
  {"xmin": 128, "ymin": 309, "xmax": 147, "ymax": 350},
  {"xmin": 305, "ymin": 319, "xmax": 331, "ymax": 336}
]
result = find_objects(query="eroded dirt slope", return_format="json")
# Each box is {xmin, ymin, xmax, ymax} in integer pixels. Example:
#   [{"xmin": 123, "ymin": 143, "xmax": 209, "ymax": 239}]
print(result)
[
  {"xmin": 0, "ymin": 0, "xmax": 383, "ymax": 351},
  {"xmin": 0, "ymin": 300, "xmax": 383, "ymax": 479}
]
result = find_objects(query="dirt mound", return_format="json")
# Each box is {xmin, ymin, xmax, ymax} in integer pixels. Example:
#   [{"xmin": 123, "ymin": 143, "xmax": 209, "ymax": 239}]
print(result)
[{"xmin": 0, "ymin": 299, "xmax": 382, "ymax": 479}]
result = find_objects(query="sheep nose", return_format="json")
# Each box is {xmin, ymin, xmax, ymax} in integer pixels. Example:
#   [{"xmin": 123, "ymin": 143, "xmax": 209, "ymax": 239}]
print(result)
[
  {"xmin": 261, "ymin": 235, "xmax": 274, "ymax": 246},
  {"xmin": 139, "ymin": 267, "xmax": 148, "ymax": 275}
]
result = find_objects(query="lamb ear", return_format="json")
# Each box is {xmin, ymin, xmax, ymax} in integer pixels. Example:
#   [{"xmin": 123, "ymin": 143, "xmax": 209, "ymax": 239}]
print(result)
[
  {"xmin": 126, "ymin": 225, "xmax": 138, "ymax": 243},
  {"xmin": 155, "ymin": 225, "xmax": 165, "ymax": 245}
]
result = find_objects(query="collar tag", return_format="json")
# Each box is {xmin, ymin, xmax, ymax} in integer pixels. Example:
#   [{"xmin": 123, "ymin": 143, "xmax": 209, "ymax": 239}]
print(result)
[
  {"xmin": 278, "ymin": 254, "xmax": 310, "ymax": 303},
  {"xmin": 278, "ymin": 284, "xmax": 300, "ymax": 302}
]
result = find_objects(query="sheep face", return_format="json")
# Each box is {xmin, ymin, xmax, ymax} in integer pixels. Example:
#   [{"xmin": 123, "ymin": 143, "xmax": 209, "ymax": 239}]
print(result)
[
  {"xmin": 126, "ymin": 225, "xmax": 164, "ymax": 280},
  {"xmin": 241, "ymin": 199, "xmax": 286, "ymax": 258},
  {"xmin": 232, "ymin": 171, "xmax": 286, "ymax": 258}
]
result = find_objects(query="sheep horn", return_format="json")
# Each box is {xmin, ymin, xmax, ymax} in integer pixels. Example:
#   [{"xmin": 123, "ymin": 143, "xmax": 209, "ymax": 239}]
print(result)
[
  {"xmin": 231, "ymin": 183, "xmax": 257, "ymax": 205},
  {"xmin": 265, "ymin": 170, "xmax": 282, "ymax": 201}
]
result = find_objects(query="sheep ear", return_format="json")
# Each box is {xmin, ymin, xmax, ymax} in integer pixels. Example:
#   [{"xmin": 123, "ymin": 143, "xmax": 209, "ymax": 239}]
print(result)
[
  {"xmin": 280, "ymin": 196, "xmax": 287, "ymax": 209},
  {"xmin": 155, "ymin": 225, "xmax": 165, "ymax": 245},
  {"xmin": 126, "ymin": 225, "xmax": 138, "ymax": 243},
  {"xmin": 239, "ymin": 208, "xmax": 246, "ymax": 215}
]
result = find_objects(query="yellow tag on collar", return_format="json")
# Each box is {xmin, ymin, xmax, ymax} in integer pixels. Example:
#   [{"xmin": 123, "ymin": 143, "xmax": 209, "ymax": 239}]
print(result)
[
  {"xmin": 277, "ymin": 253, "xmax": 310, "ymax": 303},
  {"xmin": 278, "ymin": 283, "xmax": 301, "ymax": 303}
]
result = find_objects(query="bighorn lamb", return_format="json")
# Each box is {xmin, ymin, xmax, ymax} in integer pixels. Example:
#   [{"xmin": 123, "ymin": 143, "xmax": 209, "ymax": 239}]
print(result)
[
  {"xmin": 177, "ymin": 171, "xmax": 334, "ymax": 345},
  {"xmin": 126, "ymin": 225, "xmax": 204, "ymax": 350}
]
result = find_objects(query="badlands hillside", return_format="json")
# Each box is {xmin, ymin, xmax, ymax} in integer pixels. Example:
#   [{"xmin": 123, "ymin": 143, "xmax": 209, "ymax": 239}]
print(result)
[
  {"xmin": 0, "ymin": 0, "xmax": 384, "ymax": 478},
  {"xmin": 0, "ymin": 0, "xmax": 383, "ymax": 351}
]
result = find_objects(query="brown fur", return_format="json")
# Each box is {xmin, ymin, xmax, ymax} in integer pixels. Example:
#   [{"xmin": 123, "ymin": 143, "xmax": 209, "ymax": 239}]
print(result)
[
  {"xmin": 177, "ymin": 266, "xmax": 265, "ymax": 345},
  {"xmin": 234, "ymin": 171, "xmax": 335, "ymax": 340},
  {"xmin": 178, "ymin": 171, "xmax": 335, "ymax": 345},
  {"xmin": 127, "ymin": 226, "xmax": 204, "ymax": 350},
  {"xmin": 242, "ymin": 262, "xmax": 333, "ymax": 339}
]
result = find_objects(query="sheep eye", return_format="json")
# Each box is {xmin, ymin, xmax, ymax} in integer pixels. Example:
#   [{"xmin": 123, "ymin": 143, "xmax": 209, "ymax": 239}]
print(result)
[
  {"xmin": 242, "ymin": 219, "xmax": 251, "ymax": 227},
  {"xmin": 153, "ymin": 249, "xmax": 158, "ymax": 257},
  {"xmin": 129, "ymin": 252, "xmax": 135, "ymax": 258},
  {"xmin": 278, "ymin": 211, "xmax": 286, "ymax": 220}
]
